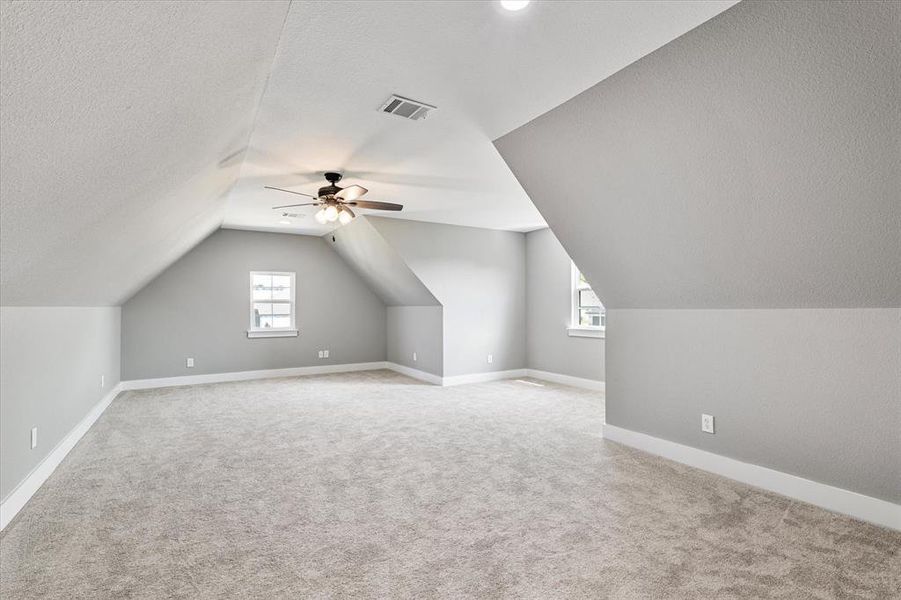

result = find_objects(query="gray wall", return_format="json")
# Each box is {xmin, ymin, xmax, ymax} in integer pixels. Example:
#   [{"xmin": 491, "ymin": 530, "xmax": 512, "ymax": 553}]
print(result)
[
  {"xmin": 526, "ymin": 228, "xmax": 604, "ymax": 381},
  {"xmin": 496, "ymin": 1, "xmax": 900, "ymax": 309},
  {"xmin": 122, "ymin": 229, "xmax": 386, "ymax": 379},
  {"xmin": 494, "ymin": 0, "xmax": 900, "ymax": 501},
  {"xmin": 387, "ymin": 306, "xmax": 444, "ymax": 377},
  {"xmin": 369, "ymin": 218, "xmax": 526, "ymax": 377},
  {"xmin": 606, "ymin": 309, "xmax": 901, "ymax": 503},
  {"xmin": 1, "ymin": 307, "xmax": 121, "ymax": 500}
]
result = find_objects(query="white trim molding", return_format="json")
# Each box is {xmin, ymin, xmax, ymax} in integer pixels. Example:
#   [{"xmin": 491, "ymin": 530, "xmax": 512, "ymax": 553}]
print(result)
[
  {"xmin": 246, "ymin": 329, "xmax": 298, "ymax": 339},
  {"xmin": 526, "ymin": 369, "xmax": 605, "ymax": 392},
  {"xmin": 121, "ymin": 362, "xmax": 388, "ymax": 390},
  {"xmin": 1, "ymin": 383, "xmax": 124, "ymax": 531},
  {"xmin": 441, "ymin": 369, "xmax": 528, "ymax": 387},
  {"xmin": 602, "ymin": 424, "xmax": 901, "ymax": 532},
  {"xmin": 566, "ymin": 327, "xmax": 605, "ymax": 339},
  {"xmin": 383, "ymin": 362, "xmax": 444, "ymax": 385}
]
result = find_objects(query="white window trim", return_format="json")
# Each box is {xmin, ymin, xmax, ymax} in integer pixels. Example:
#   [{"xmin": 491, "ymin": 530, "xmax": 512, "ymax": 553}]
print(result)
[
  {"xmin": 570, "ymin": 262, "xmax": 605, "ymax": 338},
  {"xmin": 247, "ymin": 271, "xmax": 298, "ymax": 339},
  {"xmin": 567, "ymin": 327, "xmax": 605, "ymax": 339}
]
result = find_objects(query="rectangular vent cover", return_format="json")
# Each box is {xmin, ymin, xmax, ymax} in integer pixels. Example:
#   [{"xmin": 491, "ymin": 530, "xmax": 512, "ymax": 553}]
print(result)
[{"xmin": 380, "ymin": 95, "xmax": 436, "ymax": 121}]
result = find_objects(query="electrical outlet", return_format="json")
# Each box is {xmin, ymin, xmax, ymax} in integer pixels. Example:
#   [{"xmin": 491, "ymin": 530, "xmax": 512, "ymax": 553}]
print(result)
[
  {"xmin": 30, "ymin": 427, "xmax": 37, "ymax": 449},
  {"xmin": 100, "ymin": 374, "xmax": 105, "ymax": 389},
  {"xmin": 701, "ymin": 414, "xmax": 715, "ymax": 434},
  {"xmin": 487, "ymin": 354, "xmax": 493, "ymax": 364},
  {"xmin": 412, "ymin": 351, "xmax": 417, "ymax": 362},
  {"xmin": 318, "ymin": 350, "xmax": 323, "ymax": 358},
  {"xmin": 323, "ymin": 350, "xmax": 329, "ymax": 358},
  {"xmin": 186, "ymin": 357, "xmax": 194, "ymax": 368}
]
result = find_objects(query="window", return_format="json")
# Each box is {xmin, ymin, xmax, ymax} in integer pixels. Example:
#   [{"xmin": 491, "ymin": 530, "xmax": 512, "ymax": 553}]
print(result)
[
  {"xmin": 247, "ymin": 271, "xmax": 298, "ymax": 338},
  {"xmin": 569, "ymin": 263, "xmax": 605, "ymax": 338}
]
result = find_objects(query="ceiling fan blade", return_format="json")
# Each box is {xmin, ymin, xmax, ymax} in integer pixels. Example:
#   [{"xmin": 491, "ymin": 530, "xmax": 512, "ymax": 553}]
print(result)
[
  {"xmin": 351, "ymin": 200, "xmax": 403, "ymax": 211},
  {"xmin": 336, "ymin": 184, "xmax": 368, "ymax": 201},
  {"xmin": 264, "ymin": 185, "xmax": 317, "ymax": 198},
  {"xmin": 340, "ymin": 205, "xmax": 356, "ymax": 218},
  {"xmin": 271, "ymin": 202, "xmax": 319, "ymax": 209}
]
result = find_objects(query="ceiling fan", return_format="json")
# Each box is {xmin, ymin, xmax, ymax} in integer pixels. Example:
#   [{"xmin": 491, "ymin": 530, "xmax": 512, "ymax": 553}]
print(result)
[{"xmin": 265, "ymin": 172, "xmax": 402, "ymax": 225}]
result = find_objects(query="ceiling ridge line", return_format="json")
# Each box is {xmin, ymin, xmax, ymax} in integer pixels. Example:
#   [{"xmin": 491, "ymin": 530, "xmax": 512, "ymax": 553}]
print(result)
[{"xmin": 227, "ymin": 0, "xmax": 295, "ymax": 197}]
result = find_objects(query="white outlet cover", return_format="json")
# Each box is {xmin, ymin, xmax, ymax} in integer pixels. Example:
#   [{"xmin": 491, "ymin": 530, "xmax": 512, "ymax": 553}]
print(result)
[
  {"xmin": 412, "ymin": 352, "xmax": 417, "ymax": 361},
  {"xmin": 701, "ymin": 414, "xmax": 715, "ymax": 434},
  {"xmin": 100, "ymin": 374, "xmax": 105, "ymax": 388},
  {"xmin": 186, "ymin": 357, "xmax": 194, "ymax": 368},
  {"xmin": 318, "ymin": 350, "xmax": 324, "ymax": 358},
  {"xmin": 323, "ymin": 350, "xmax": 329, "ymax": 358},
  {"xmin": 487, "ymin": 354, "xmax": 493, "ymax": 364},
  {"xmin": 30, "ymin": 427, "xmax": 37, "ymax": 449}
]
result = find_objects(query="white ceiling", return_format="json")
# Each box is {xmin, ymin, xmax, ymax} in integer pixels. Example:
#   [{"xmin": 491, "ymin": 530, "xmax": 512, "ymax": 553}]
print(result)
[
  {"xmin": 0, "ymin": 0, "xmax": 736, "ymax": 305},
  {"xmin": 0, "ymin": 1, "xmax": 290, "ymax": 305},
  {"xmin": 222, "ymin": 0, "xmax": 737, "ymax": 236}
]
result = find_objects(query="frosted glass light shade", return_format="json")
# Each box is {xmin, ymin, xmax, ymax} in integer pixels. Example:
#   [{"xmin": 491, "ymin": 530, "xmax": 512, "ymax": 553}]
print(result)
[
  {"xmin": 314, "ymin": 209, "xmax": 328, "ymax": 224},
  {"xmin": 324, "ymin": 205, "xmax": 339, "ymax": 221}
]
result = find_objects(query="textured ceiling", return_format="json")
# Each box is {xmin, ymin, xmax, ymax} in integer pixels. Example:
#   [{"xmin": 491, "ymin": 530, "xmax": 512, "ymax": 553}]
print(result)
[
  {"xmin": 222, "ymin": 0, "xmax": 736, "ymax": 235},
  {"xmin": 0, "ymin": 0, "xmax": 735, "ymax": 305},
  {"xmin": 0, "ymin": 0, "xmax": 289, "ymax": 305},
  {"xmin": 496, "ymin": 0, "xmax": 901, "ymax": 309}
]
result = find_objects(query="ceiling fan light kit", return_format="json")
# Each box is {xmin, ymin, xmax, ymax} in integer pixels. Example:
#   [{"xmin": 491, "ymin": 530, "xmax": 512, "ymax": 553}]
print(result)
[{"xmin": 265, "ymin": 172, "xmax": 403, "ymax": 227}]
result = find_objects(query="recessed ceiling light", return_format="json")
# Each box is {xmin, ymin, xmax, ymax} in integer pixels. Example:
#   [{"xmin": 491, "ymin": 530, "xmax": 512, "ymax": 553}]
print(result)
[{"xmin": 501, "ymin": 0, "xmax": 530, "ymax": 11}]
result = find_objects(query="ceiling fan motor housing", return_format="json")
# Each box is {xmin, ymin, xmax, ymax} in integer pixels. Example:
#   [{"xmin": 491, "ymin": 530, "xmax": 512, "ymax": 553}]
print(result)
[{"xmin": 318, "ymin": 172, "xmax": 344, "ymax": 199}]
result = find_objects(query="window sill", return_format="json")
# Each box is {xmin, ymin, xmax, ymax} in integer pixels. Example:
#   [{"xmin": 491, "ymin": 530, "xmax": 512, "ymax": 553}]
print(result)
[
  {"xmin": 567, "ymin": 327, "xmax": 605, "ymax": 339},
  {"xmin": 247, "ymin": 329, "xmax": 298, "ymax": 339}
]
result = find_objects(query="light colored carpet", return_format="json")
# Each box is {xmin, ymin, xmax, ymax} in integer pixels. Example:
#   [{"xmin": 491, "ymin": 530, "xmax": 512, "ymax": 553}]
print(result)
[{"xmin": 1, "ymin": 370, "xmax": 898, "ymax": 599}]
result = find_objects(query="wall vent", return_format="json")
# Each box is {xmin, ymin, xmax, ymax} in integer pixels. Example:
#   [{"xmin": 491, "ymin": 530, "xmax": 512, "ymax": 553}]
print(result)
[{"xmin": 379, "ymin": 94, "xmax": 436, "ymax": 121}]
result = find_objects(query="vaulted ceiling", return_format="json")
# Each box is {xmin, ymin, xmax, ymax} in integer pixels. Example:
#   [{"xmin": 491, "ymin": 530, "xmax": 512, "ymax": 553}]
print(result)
[
  {"xmin": 0, "ymin": 0, "xmax": 734, "ymax": 305},
  {"xmin": 0, "ymin": 0, "xmax": 290, "ymax": 305}
]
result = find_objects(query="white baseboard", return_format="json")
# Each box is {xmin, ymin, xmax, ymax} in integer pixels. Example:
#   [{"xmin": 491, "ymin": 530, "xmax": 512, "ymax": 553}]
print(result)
[
  {"xmin": 525, "ymin": 369, "xmax": 605, "ymax": 392},
  {"xmin": 122, "ymin": 363, "xmax": 606, "ymax": 391},
  {"xmin": 441, "ymin": 368, "xmax": 528, "ymax": 387},
  {"xmin": 602, "ymin": 424, "xmax": 901, "ymax": 531},
  {"xmin": 384, "ymin": 362, "xmax": 443, "ymax": 385},
  {"xmin": 120, "ymin": 361, "xmax": 389, "ymax": 390},
  {"xmin": 385, "ymin": 363, "xmax": 542, "ymax": 387},
  {"xmin": 0, "ymin": 382, "xmax": 124, "ymax": 531}
]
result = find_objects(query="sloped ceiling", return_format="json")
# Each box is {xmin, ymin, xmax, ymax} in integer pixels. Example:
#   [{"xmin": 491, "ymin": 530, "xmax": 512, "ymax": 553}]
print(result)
[
  {"xmin": 221, "ymin": 0, "xmax": 736, "ymax": 236},
  {"xmin": 495, "ymin": 1, "xmax": 900, "ymax": 309},
  {"xmin": 326, "ymin": 217, "xmax": 439, "ymax": 307},
  {"xmin": 0, "ymin": 0, "xmax": 739, "ymax": 306},
  {"xmin": 0, "ymin": 0, "xmax": 289, "ymax": 305}
]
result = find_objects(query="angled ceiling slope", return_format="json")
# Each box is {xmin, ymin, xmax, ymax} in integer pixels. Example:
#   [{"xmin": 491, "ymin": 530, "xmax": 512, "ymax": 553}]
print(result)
[
  {"xmin": 222, "ymin": 0, "xmax": 736, "ymax": 236},
  {"xmin": 327, "ymin": 217, "xmax": 439, "ymax": 307},
  {"xmin": 495, "ymin": 0, "xmax": 901, "ymax": 309},
  {"xmin": 0, "ymin": 0, "xmax": 290, "ymax": 305}
]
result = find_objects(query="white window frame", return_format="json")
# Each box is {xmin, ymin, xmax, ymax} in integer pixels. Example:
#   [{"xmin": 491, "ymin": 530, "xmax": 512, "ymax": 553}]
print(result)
[
  {"xmin": 568, "ymin": 263, "xmax": 605, "ymax": 339},
  {"xmin": 247, "ymin": 271, "xmax": 298, "ymax": 338}
]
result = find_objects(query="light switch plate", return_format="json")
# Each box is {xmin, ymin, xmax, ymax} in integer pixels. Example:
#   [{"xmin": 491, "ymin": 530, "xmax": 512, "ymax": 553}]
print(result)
[
  {"xmin": 412, "ymin": 352, "xmax": 417, "ymax": 362},
  {"xmin": 701, "ymin": 414, "xmax": 715, "ymax": 434}
]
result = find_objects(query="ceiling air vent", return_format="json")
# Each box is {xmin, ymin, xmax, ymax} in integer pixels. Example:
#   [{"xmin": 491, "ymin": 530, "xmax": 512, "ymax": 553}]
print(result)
[{"xmin": 380, "ymin": 94, "xmax": 436, "ymax": 121}]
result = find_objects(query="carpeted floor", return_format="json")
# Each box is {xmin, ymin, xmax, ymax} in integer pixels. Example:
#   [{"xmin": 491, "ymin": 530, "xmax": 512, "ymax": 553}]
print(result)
[{"xmin": 1, "ymin": 370, "xmax": 898, "ymax": 599}]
